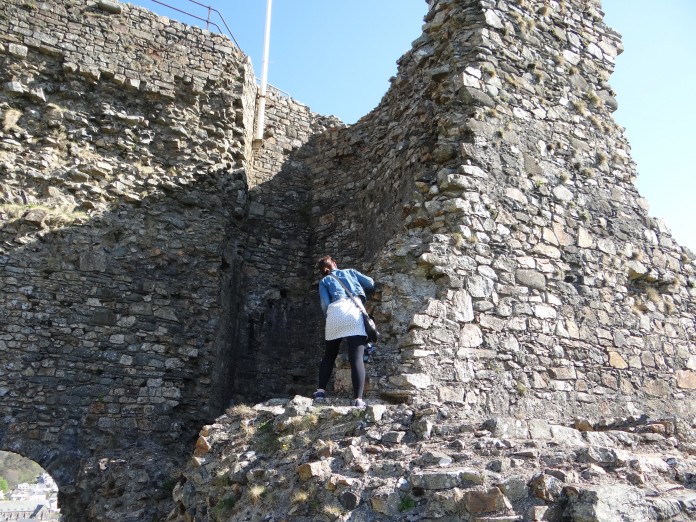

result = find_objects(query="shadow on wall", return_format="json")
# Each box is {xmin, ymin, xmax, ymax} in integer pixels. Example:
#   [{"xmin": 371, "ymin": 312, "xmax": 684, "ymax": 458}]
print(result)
[
  {"xmin": 227, "ymin": 59, "xmax": 442, "ymax": 402},
  {"xmin": 232, "ymin": 90, "xmax": 442, "ymax": 404},
  {"xmin": 1, "ymin": 85, "xmax": 421, "ymax": 501},
  {"xmin": 0, "ymin": 160, "xmax": 252, "ymax": 516},
  {"xmin": 228, "ymin": 132, "xmax": 333, "ymax": 404}
]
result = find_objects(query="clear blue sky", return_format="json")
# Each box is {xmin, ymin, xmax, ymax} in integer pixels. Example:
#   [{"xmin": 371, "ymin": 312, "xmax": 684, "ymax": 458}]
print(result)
[
  {"xmin": 126, "ymin": 0, "xmax": 695, "ymax": 253},
  {"xmin": 603, "ymin": 1, "xmax": 696, "ymax": 254}
]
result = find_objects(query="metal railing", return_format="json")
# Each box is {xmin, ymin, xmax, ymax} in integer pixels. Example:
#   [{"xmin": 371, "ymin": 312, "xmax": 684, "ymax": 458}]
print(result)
[
  {"xmin": 149, "ymin": 0, "xmax": 240, "ymax": 49},
  {"xmin": 261, "ymin": 80, "xmax": 291, "ymax": 99}
]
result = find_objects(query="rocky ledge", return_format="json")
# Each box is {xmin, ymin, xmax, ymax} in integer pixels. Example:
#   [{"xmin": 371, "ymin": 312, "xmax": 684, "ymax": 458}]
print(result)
[{"xmin": 166, "ymin": 397, "xmax": 696, "ymax": 521}]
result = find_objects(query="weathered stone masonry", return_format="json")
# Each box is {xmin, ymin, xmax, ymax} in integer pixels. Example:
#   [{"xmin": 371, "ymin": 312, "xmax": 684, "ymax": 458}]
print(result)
[
  {"xmin": 0, "ymin": 1, "xmax": 346, "ymax": 518},
  {"xmin": 0, "ymin": 0, "xmax": 695, "ymax": 520},
  {"xmin": 295, "ymin": 0, "xmax": 696, "ymax": 422},
  {"xmin": 248, "ymin": 0, "xmax": 696, "ymax": 424},
  {"xmin": 228, "ymin": 88, "xmax": 342, "ymax": 402},
  {"xmin": 0, "ymin": 0, "xmax": 260, "ymax": 519}
]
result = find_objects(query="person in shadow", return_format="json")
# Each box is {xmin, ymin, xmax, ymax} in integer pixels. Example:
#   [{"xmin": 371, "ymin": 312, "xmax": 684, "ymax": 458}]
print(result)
[{"xmin": 313, "ymin": 255, "xmax": 374, "ymax": 408}]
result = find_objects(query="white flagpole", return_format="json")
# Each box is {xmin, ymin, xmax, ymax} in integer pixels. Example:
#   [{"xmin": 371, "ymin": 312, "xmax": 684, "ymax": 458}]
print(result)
[{"xmin": 255, "ymin": 0, "xmax": 273, "ymax": 141}]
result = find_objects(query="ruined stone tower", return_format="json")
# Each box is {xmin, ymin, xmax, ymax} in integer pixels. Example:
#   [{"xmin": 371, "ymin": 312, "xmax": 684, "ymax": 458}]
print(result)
[{"xmin": 0, "ymin": 0, "xmax": 694, "ymax": 519}]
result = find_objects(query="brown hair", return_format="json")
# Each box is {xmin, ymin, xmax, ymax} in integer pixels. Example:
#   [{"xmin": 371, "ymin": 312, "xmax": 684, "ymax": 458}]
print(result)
[{"xmin": 316, "ymin": 255, "xmax": 336, "ymax": 276}]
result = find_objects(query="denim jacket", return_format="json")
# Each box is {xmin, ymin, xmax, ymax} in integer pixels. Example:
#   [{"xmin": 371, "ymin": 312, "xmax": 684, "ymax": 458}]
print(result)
[{"xmin": 319, "ymin": 268, "xmax": 375, "ymax": 317}]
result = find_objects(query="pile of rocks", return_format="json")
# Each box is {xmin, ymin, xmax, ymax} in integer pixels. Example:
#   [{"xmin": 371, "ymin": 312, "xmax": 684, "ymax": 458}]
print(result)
[{"xmin": 168, "ymin": 396, "xmax": 696, "ymax": 521}]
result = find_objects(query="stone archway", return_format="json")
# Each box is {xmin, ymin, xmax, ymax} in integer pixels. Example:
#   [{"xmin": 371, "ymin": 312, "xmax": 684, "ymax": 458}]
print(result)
[{"xmin": 0, "ymin": 450, "xmax": 61, "ymax": 520}]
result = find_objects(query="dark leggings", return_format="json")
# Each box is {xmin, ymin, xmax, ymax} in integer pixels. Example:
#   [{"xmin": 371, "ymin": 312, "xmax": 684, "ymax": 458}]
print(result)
[{"xmin": 318, "ymin": 335, "xmax": 366, "ymax": 399}]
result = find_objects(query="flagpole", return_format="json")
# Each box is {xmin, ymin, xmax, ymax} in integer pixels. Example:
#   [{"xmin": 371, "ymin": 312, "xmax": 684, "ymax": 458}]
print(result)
[{"xmin": 255, "ymin": 0, "xmax": 272, "ymax": 141}]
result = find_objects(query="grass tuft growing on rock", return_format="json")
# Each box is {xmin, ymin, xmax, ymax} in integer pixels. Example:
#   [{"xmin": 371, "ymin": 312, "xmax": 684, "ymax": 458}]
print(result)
[
  {"xmin": 291, "ymin": 413, "xmax": 319, "ymax": 433},
  {"xmin": 211, "ymin": 495, "xmax": 236, "ymax": 522},
  {"xmin": 323, "ymin": 503, "xmax": 344, "ymax": 518},
  {"xmin": 580, "ymin": 167, "xmax": 594, "ymax": 178},
  {"xmin": 227, "ymin": 404, "xmax": 257, "ymax": 419},
  {"xmin": 399, "ymin": 495, "xmax": 417, "ymax": 511},
  {"xmin": 291, "ymin": 490, "xmax": 309, "ymax": 504},
  {"xmin": 515, "ymin": 382, "xmax": 528, "ymax": 396},
  {"xmin": 2, "ymin": 108, "xmax": 22, "ymax": 132},
  {"xmin": 571, "ymin": 99, "xmax": 587, "ymax": 116},
  {"xmin": 0, "ymin": 203, "xmax": 88, "ymax": 228},
  {"xmin": 586, "ymin": 90, "xmax": 604, "ymax": 107},
  {"xmin": 645, "ymin": 286, "xmax": 660, "ymax": 304},
  {"xmin": 248, "ymin": 484, "xmax": 265, "ymax": 506}
]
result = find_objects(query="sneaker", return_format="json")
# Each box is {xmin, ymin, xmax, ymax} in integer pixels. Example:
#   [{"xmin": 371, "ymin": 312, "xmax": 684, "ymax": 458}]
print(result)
[
  {"xmin": 363, "ymin": 343, "xmax": 376, "ymax": 363},
  {"xmin": 313, "ymin": 390, "xmax": 326, "ymax": 402},
  {"xmin": 353, "ymin": 398, "xmax": 366, "ymax": 409}
]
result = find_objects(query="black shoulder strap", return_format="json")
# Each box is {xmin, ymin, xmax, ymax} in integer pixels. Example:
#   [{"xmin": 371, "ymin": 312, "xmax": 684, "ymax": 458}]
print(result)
[
  {"xmin": 329, "ymin": 272, "xmax": 368, "ymax": 314},
  {"xmin": 329, "ymin": 272, "xmax": 354, "ymax": 297}
]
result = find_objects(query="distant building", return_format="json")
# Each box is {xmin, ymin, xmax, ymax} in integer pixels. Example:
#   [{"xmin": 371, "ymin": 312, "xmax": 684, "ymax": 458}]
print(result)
[
  {"xmin": 7, "ymin": 474, "xmax": 58, "ymax": 503},
  {"xmin": 0, "ymin": 473, "xmax": 60, "ymax": 521},
  {"xmin": 0, "ymin": 501, "xmax": 55, "ymax": 520}
]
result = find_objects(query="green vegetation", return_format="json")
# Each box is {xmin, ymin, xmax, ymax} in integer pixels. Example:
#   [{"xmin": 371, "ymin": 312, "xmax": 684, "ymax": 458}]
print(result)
[
  {"xmin": 251, "ymin": 420, "xmax": 281, "ymax": 454},
  {"xmin": 0, "ymin": 477, "xmax": 9, "ymax": 492},
  {"xmin": 211, "ymin": 495, "xmax": 236, "ymax": 522},
  {"xmin": 399, "ymin": 496, "xmax": 417, "ymax": 511},
  {"xmin": 210, "ymin": 474, "xmax": 233, "ymax": 488},
  {"xmin": 308, "ymin": 494, "xmax": 321, "ymax": 512},
  {"xmin": 162, "ymin": 478, "xmax": 178, "ymax": 493},
  {"xmin": 0, "ymin": 451, "xmax": 43, "ymax": 489}
]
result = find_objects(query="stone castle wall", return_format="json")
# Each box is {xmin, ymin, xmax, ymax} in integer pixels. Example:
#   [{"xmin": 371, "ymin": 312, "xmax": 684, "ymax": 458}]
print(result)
[
  {"xmin": 225, "ymin": 87, "xmax": 342, "ymax": 402},
  {"xmin": 1, "ymin": 0, "xmax": 695, "ymax": 519},
  {"xmin": 0, "ymin": 0, "xmax": 259, "ymax": 518},
  {"xmin": 286, "ymin": 0, "xmax": 695, "ymax": 422}
]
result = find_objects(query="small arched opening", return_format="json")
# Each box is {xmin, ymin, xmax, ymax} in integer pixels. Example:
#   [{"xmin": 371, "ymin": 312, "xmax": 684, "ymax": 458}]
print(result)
[{"xmin": 0, "ymin": 451, "xmax": 61, "ymax": 521}]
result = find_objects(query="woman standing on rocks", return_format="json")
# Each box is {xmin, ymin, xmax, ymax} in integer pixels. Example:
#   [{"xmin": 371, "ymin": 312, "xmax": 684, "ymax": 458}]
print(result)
[{"xmin": 314, "ymin": 255, "xmax": 375, "ymax": 408}]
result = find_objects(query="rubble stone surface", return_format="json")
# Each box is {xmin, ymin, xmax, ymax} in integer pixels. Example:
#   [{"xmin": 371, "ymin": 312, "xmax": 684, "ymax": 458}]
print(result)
[{"xmin": 167, "ymin": 398, "xmax": 696, "ymax": 521}]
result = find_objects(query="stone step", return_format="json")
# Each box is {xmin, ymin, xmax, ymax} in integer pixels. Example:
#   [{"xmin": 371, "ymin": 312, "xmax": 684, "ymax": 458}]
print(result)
[
  {"xmin": 647, "ymin": 489, "xmax": 696, "ymax": 520},
  {"xmin": 474, "ymin": 515, "xmax": 522, "ymax": 522}
]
